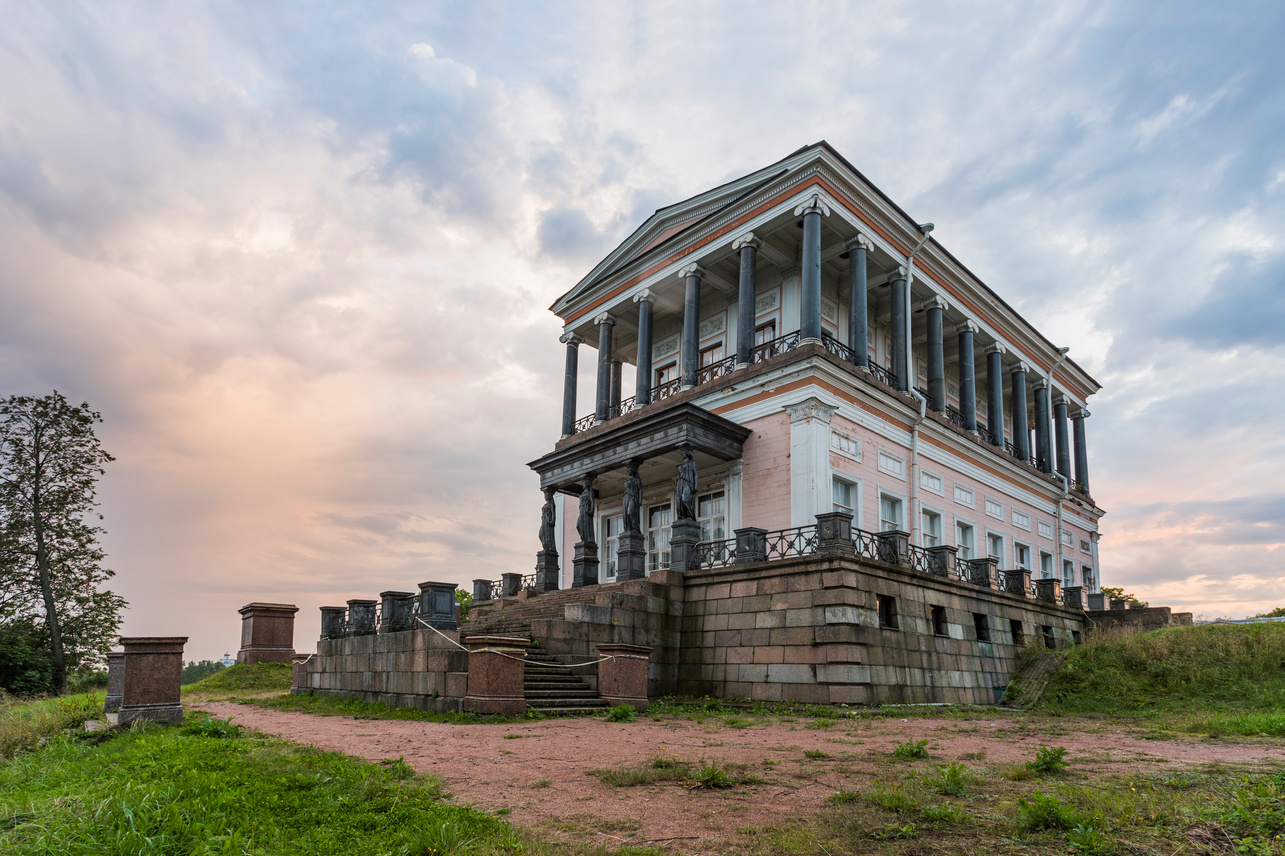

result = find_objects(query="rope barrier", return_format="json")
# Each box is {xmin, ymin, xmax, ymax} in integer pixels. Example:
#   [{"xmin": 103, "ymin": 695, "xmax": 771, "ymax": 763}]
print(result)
[{"xmin": 414, "ymin": 615, "xmax": 468, "ymax": 649}]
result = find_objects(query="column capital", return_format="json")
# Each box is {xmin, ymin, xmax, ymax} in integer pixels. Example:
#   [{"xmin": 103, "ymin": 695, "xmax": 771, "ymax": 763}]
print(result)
[
  {"xmin": 559, "ymin": 331, "xmax": 583, "ymax": 346},
  {"xmin": 953, "ymin": 319, "xmax": 980, "ymax": 336},
  {"xmin": 893, "ymin": 265, "xmax": 908, "ymax": 280},
  {"xmin": 920, "ymin": 295, "xmax": 949, "ymax": 312},
  {"xmin": 593, "ymin": 312, "xmax": 615, "ymax": 327},
  {"xmin": 784, "ymin": 396, "xmax": 838, "ymax": 424},
  {"xmin": 1033, "ymin": 376, "xmax": 1050, "ymax": 390},
  {"xmin": 984, "ymin": 341, "xmax": 1007, "ymax": 356},
  {"xmin": 1011, "ymin": 359, "xmax": 1031, "ymax": 375},
  {"xmin": 678, "ymin": 262, "xmax": 705, "ymax": 281},
  {"xmin": 1070, "ymin": 407, "xmax": 1090, "ymax": 419},
  {"xmin": 731, "ymin": 232, "xmax": 761, "ymax": 251},
  {"xmin": 844, "ymin": 234, "xmax": 873, "ymax": 252},
  {"xmin": 632, "ymin": 288, "xmax": 654, "ymax": 304},
  {"xmin": 792, "ymin": 191, "xmax": 832, "ymax": 218}
]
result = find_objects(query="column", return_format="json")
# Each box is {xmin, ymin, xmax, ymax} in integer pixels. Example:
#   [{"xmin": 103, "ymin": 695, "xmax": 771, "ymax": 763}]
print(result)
[
  {"xmin": 679, "ymin": 264, "xmax": 704, "ymax": 388},
  {"xmin": 609, "ymin": 360, "xmax": 622, "ymax": 415},
  {"xmin": 732, "ymin": 234, "xmax": 759, "ymax": 368},
  {"xmin": 634, "ymin": 289, "xmax": 654, "ymax": 404},
  {"xmin": 594, "ymin": 313, "xmax": 614, "ymax": 423},
  {"xmin": 890, "ymin": 267, "xmax": 907, "ymax": 391},
  {"xmin": 923, "ymin": 296, "xmax": 946, "ymax": 411},
  {"xmin": 985, "ymin": 343, "xmax": 1006, "ymax": 447},
  {"xmin": 795, "ymin": 193, "xmax": 830, "ymax": 343},
  {"xmin": 1010, "ymin": 362, "xmax": 1030, "ymax": 461},
  {"xmin": 1054, "ymin": 399, "xmax": 1072, "ymax": 481},
  {"xmin": 1033, "ymin": 380, "xmax": 1053, "ymax": 474},
  {"xmin": 1072, "ymin": 408, "xmax": 1090, "ymax": 494},
  {"xmin": 846, "ymin": 236, "xmax": 871, "ymax": 368},
  {"xmin": 559, "ymin": 332, "xmax": 581, "ymax": 438},
  {"xmin": 957, "ymin": 321, "xmax": 978, "ymax": 431},
  {"xmin": 785, "ymin": 397, "xmax": 839, "ymax": 527}
]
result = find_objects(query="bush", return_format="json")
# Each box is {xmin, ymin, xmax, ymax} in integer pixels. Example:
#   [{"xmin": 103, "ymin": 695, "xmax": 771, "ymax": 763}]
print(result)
[
  {"xmin": 0, "ymin": 622, "xmax": 54, "ymax": 696},
  {"xmin": 606, "ymin": 704, "xmax": 637, "ymax": 723},
  {"xmin": 1029, "ymin": 745, "xmax": 1069, "ymax": 775},
  {"xmin": 893, "ymin": 739, "xmax": 930, "ymax": 761},
  {"xmin": 182, "ymin": 714, "xmax": 244, "ymax": 739},
  {"xmin": 1016, "ymin": 789, "xmax": 1079, "ymax": 831}
]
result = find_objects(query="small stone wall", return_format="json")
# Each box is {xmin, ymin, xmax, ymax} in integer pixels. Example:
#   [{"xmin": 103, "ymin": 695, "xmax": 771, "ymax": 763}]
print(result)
[
  {"xmin": 1086, "ymin": 606, "xmax": 1194, "ymax": 635},
  {"xmin": 292, "ymin": 627, "xmax": 469, "ymax": 712}
]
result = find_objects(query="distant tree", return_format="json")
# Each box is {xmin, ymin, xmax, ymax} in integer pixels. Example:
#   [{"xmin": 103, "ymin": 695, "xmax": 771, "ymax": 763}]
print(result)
[
  {"xmin": 454, "ymin": 589, "xmax": 473, "ymax": 621},
  {"xmin": 1099, "ymin": 586, "xmax": 1149, "ymax": 608},
  {"xmin": 1254, "ymin": 607, "xmax": 1285, "ymax": 619},
  {"xmin": 0, "ymin": 392, "xmax": 126, "ymax": 694},
  {"xmin": 181, "ymin": 660, "xmax": 227, "ymax": 685}
]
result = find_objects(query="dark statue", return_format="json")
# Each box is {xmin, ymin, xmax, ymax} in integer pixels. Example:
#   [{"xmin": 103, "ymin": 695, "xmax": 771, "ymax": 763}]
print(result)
[
  {"xmin": 676, "ymin": 446, "xmax": 698, "ymax": 521},
  {"xmin": 623, "ymin": 460, "xmax": 642, "ymax": 535},
  {"xmin": 538, "ymin": 487, "xmax": 557, "ymax": 554},
  {"xmin": 576, "ymin": 475, "xmax": 596, "ymax": 544}
]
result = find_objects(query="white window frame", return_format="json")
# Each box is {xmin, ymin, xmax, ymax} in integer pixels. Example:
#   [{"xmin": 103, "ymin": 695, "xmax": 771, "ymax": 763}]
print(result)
[
  {"xmin": 953, "ymin": 484, "xmax": 975, "ymax": 508},
  {"xmin": 1014, "ymin": 541, "xmax": 1032, "ymax": 570},
  {"xmin": 600, "ymin": 511, "xmax": 623, "ymax": 580},
  {"xmin": 645, "ymin": 503, "xmax": 673, "ymax": 573},
  {"xmin": 920, "ymin": 469, "xmax": 944, "ymax": 496},
  {"xmin": 921, "ymin": 506, "xmax": 944, "ymax": 548},
  {"xmin": 830, "ymin": 429, "xmax": 862, "ymax": 462},
  {"xmin": 1037, "ymin": 520, "xmax": 1054, "ymax": 540},
  {"xmin": 1080, "ymin": 538, "xmax": 1093, "ymax": 554},
  {"xmin": 1060, "ymin": 529, "xmax": 1074, "ymax": 547},
  {"xmin": 955, "ymin": 517, "xmax": 976, "ymax": 560},
  {"xmin": 984, "ymin": 498, "xmax": 1004, "ymax": 520},
  {"xmin": 1012, "ymin": 509, "xmax": 1031, "ymax": 530},
  {"xmin": 1039, "ymin": 550, "xmax": 1054, "ymax": 579},
  {"xmin": 832, "ymin": 475, "xmax": 859, "ymax": 518},
  {"xmin": 877, "ymin": 450, "xmax": 905, "ymax": 480},
  {"xmin": 696, "ymin": 490, "xmax": 726, "ymax": 544},
  {"xmin": 878, "ymin": 488, "xmax": 907, "ymax": 533},
  {"xmin": 986, "ymin": 530, "xmax": 1006, "ymax": 566},
  {"xmin": 1062, "ymin": 559, "xmax": 1076, "ymax": 587}
]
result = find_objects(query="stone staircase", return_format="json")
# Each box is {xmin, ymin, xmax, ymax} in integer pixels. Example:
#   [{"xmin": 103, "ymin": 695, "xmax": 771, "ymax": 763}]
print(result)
[
  {"xmin": 459, "ymin": 586, "xmax": 607, "ymax": 638},
  {"xmin": 523, "ymin": 644, "xmax": 608, "ymax": 715}
]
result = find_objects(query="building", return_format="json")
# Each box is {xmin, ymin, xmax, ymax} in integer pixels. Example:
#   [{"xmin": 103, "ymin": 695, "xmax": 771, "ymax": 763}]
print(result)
[{"xmin": 530, "ymin": 141, "xmax": 1102, "ymax": 597}]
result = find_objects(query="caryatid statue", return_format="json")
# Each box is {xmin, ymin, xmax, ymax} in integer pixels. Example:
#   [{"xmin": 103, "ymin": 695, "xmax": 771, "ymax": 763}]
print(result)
[
  {"xmin": 538, "ymin": 487, "xmax": 557, "ymax": 554},
  {"xmin": 575, "ymin": 475, "xmax": 596, "ymax": 545},
  {"xmin": 623, "ymin": 460, "xmax": 643, "ymax": 535},
  {"xmin": 676, "ymin": 446, "xmax": 698, "ymax": 521}
]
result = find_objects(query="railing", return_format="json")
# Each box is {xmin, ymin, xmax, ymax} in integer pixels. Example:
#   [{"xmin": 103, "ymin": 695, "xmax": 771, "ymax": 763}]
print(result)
[
  {"xmin": 488, "ymin": 580, "xmax": 505, "ymax": 601},
  {"xmin": 976, "ymin": 425, "xmax": 998, "ymax": 446},
  {"xmin": 652, "ymin": 377, "xmax": 682, "ymax": 402},
  {"xmin": 765, "ymin": 525, "xmax": 818, "ymax": 560},
  {"xmin": 695, "ymin": 537, "xmax": 737, "ymax": 570},
  {"xmin": 521, "ymin": 573, "xmax": 537, "ymax": 591},
  {"xmin": 916, "ymin": 388, "xmax": 939, "ymax": 412},
  {"xmin": 697, "ymin": 354, "xmax": 738, "ymax": 385},
  {"xmin": 751, "ymin": 331, "xmax": 802, "ymax": 363},
  {"xmin": 610, "ymin": 396, "xmax": 640, "ymax": 420},
  {"xmin": 1004, "ymin": 440, "xmax": 1024, "ymax": 461},
  {"xmin": 572, "ymin": 412, "xmax": 597, "ymax": 433},
  {"xmin": 946, "ymin": 407, "xmax": 969, "ymax": 431},
  {"xmin": 867, "ymin": 362, "xmax": 898, "ymax": 388},
  {"xmin": 822, "ymin": 334, "xmax": 857, "ymax": 363},
  {"xmin": 852, "ymin": 527, "xmax": 881, "ymax": 562},
  {"xmin": 908, "ymin": 544, "xmax": 936, "ymax": 576}
]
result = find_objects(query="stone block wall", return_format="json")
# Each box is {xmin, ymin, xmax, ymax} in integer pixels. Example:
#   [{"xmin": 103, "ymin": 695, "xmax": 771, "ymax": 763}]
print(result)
[
  {"xmin": 1086, "ymin": 606, "xmax": 1194, "ymax": 635},
  {"xmin": 292, "ymin": 627, "xmax": 468, "ymax": 712}
]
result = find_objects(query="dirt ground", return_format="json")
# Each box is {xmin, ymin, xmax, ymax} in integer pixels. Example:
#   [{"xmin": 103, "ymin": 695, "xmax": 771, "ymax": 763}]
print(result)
[{"xmin": 197, "ymin": 701, "xmax": 1285, "ymax": 853}]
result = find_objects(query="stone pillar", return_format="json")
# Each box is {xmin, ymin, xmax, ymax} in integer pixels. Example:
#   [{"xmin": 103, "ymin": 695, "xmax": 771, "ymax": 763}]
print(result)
[
  {"xmin": 346, "ymin": 599, "xmax": 376, "ymax": 636},
  {"xmin": 596, "ymin": 643, "xmax": 653, "ymax": 711},
  {"xmin": 889, "ymin": 268, "xmax": 908, "ymax": 391},
  {"xmin": 235, "ymin": 602, "xmax": 298, "ymax": 664},
  {"xmin": 795, "ymin": 194, "xmax": 829, "ymax": 343},
  {"xmin": 679, "ymin": 264, "xmax": 704, "ymax": 388},
  {"xmin": 1034, "ymin": 578, "xmax": 1062, "ymax": 605},
  {"xmin": 1011, "ymin": 362, "xmax": 1030, "ymax": 462},
  {"xmin": 968, "ymin": 557, "xmax": 999, "ymax": 589},
  {"xmin": 1062, "ymin": 586, "xmax": 1086, "ymax": 611},
  {"xmin": 985, "ymin": 343, "xmax": 1005, "ymax": 446},
  {"xmin": 1033, "ymin": 381, "xmax": 1053, "ymax": 474},
  {"xmin": 733, "ymin": 234, "xmax": 760, "ymax": 368},
  {"xmin": 1054, "ymin": 399, "xmax": 1071, "ymax": 481},
  {"xmin": 379, "ymin": 591, "xmax": 414, "ymax": 633},
  {"xmin": 668, "ymin": 519, "xmax": 701, "ymax": 573},
  {"xmin": 634, "ymin": 289, "xmax": 654, "ymax": 405},
  {"xmin": 926, "ymin": 545, "xmax": 957, "ymax": 577},
  {"xmin": 104, "ymin": 651, "xmax": 124, "ymax": 713},
  {"xmin": 1072, "ymin": 408, "xmax": 1090, "ymax": 494},
  {"xmin": 417, "ymin": 581, "xmax": 459, "ymax": 630},
  {"xmin": 609, "ymin": 360, "xmax": 622, "ymax": 416},
  {"xmin": 1004, "ymin": 569, "xmax": 1032, "ymax": 598},
  {"xmin": 924, "ymin": 296, "xmax": 946, "ymax": 411},
  {"xmin": 846, "ymin": 236, "xmax": 870, "ymax": 369},
  {"xmin": 815, "ymin": 511, "xmax": 854, "ymax": 550},
  {"xmin": 786, "ymin": 397, "xmax": 839, "ymax": 527},
  {"xmin": 875, "ymin": 530, "xmax": 911, "ymax": 566},
  {"xmin": 573, "ymin": 475, "xmax": 599, "ymax": 587},
  {"xmin": 472, "ymin": 579, "xmax": 491, "ymax": 602},
  {"xmin": 957, "ymin": 321, "xmax": 978, "ymax": 431},
  {"xmin": 733, "ymin": 527, "xmax": 768, "ymax": 564},
  {"xmin": 594, "ymin": 313, "xmax": 615, "ymax": 423},
  {"xmin": 501, "ymin": 572, "xmax": 523, "ymax": 598},
  {"xmin": 320, "ymin": 606, "xmax": 347, "ymax": 639},
  {"xmin": 559, "ymin": 332, "xmax": 581, "ymax": 438},
  {"xmin": 463, "ymin": 635, "xmax": 530, "ymax": 715},
  {"xmin": 118, "ymin": 636, "xmax": 187, "ymax": 725}
]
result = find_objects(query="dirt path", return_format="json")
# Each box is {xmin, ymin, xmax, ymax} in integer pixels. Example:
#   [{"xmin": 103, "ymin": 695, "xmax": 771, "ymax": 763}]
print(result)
[{"xmin": 197, "ymin": 701, "xmax": 1285, "ymax": 853}]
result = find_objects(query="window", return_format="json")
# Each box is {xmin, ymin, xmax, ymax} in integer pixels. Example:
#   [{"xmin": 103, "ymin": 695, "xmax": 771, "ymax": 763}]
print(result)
[
  {"xmin": 1072, "ymin": 630, "xmax": 1083, "ymax": 646},
  {"xmin": 1042, "ymin": 625, "xmax": 1056, "ymax": 649},
  {"xmin": 973, "ymin": 613, "xmax": 991, "ymax": 643},
  {"xmin": 920, "ymin": 470, "xmax": 944, "ymax": 495},
  {"xmin": 832, "ymin": 477, "xmax": 857, "ymax": 516},
  {"xmin": 699, "ymin": 342, "xmax": 725, "ymax": 367},
  {"xmin": 954, "ymin": 485, "xmax": 975, "ymax": 507},
  {"xmin": 1060, "ymin": 529, "xmax": 1074, "ymax": 547},
  {"xmin": 877, "ymin": 451, "xmax": 905, "ymax": 478},
  {"xmin": 877, "ymin": 595, "xmax": 898, "ymax": 629},
  {"xmin": 1012, "ymin": 509, "xmax": 1031, "ymax": 530},
  {"xmin": 831, "ymin": 430, "xmax": 861, "ymax": 460},
  {"xmin": 697, "ymin": 491, "xmax": 726, "ymax": 543},
  {"xmin": 931, "ymin": 605, "xmax": 948, "ymax": 637},
  {"xmin": 646, "ymin": 504, "xmax": 672, "ymax": 572},
  {"xmin": 1082, "ymin": 565, "xmax": 1096, "ymax": 591},
  {"xmin": 987, "ymin": 532, "xmax": 1004, "ymax": 563},
  {"xmin": 655, "ymin": 363, "xmax": 677, "ymax": 388},
  {"xmin": 879, "ymin": 493, "xmax": 904, "ymax": 532},
  {"xmin": 601, "ymin": 515, "xmax": 622, "ymax": 578},
  {"xmin": 1014, "ymin": 543, "xmax": 1031, "ymax": 570},
  {"xmin": 922, "ymin": 509, "xmax": 943, "ymax": 547},
  {"xmin": 1063, "ymin": 560, "xmax": 1076, "ymax": 587},
  {"xmin": 1039, "ymin": 551, "xmax": 1054, "ymax": 579},
  {"xmin": 956, "ymin": 521, "xmax": 975, "ymax": 559},
  {"xmin": 1038, "ymin": 520, "xmax": 1054, "ymax": 539},
  {"xmin": 754, "ymin": 321, "xmax": 777, "ymax": 346},
  {"xmin": 1081, "ymin": 538, "xmax": 1092, "ymax": 554},
  {"xmin": 985, "ymin": 498, "xmax": 1003, "ymax": 520},
  {"xmin": 1009, "ymin": 619, "xmax": 1025, "ymax": 646}
]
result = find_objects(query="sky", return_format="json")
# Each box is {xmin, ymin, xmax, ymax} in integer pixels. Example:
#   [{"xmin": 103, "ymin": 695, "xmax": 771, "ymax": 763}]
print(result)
[{"xmin": 2, "ymin": 1, "xmax": 1282, "ymax": 660}]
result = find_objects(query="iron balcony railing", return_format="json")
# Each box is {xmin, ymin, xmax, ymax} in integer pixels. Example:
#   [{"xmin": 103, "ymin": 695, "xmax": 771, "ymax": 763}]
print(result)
[
  {"xmin": 696, "ymin": 353, "xmax": 738, "ymax": 385},
  {"xmin": 765, "ymin": 525, "xmax": 818, "ymax": 560},
  {"xmin": 976, "ymin": 425, "xmax": 999, "ymax": 446},
  {"xmin": 750, "ymin": 331, "xmax": 802, "ymax": 363},
  {"xmin": 695, "ymin": 536, "xmax": 737, "ymax": 570}
]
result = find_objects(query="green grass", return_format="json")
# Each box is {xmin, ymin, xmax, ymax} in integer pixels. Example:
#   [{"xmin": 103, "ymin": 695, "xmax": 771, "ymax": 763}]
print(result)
[
  {"xmin": 0, "ymin": 692, "xmax": 103, "ymax": 760},
  {"xmin": 182, "ymin": 662, "xmax": 293, "ymax": 693},
  {"xmin": 247, "ymin": 691, "xmax": 533, "ymax": 723}
]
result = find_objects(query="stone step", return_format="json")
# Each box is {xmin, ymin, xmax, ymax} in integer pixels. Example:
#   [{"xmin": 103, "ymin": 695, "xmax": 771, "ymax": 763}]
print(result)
[
  {"xmin": 524, "ymin": 689, "xmax": 600, "ymax": 700},
  {"xmin": 530, "ymin": 698, "xmax": 608, "ymax": 709}
]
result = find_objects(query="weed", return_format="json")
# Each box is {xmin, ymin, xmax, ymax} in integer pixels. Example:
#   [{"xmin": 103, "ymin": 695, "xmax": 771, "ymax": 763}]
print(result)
[
  {"xmin": 692, "ymin": 763, "xmax": 731, "ymax": 789},
  {"xmin": 930, "ymin": 761, "xmax": 973, "ymax": 796},
  {"xmin": 805, "ymin": 718, "xmax": 835, "ymax": 730},
  {"xmin": 1068, "ymin": 823, "xmax": 1115, "ymax": 854},
  {"xmin": 1029, "ymin": 744, "xmax": 1070, "ymax": 775},
  {"xmin": 864, "ymin": 782, "xmax": 919, "ymax": 814},
  {"xmin": 722, "ymin": 716, "xmax": 752, "ymax": 729},
  {"xmin": 920, "ymin": 803, "xmax": 969, "ymax": 823},
  {"xmin": 803, "ymin": 749, "xmax": 830, "ymax": 759},
  {"xmin": 0, "ymin": 692, "xmax": 103, "ymax": 759},
  {"xmin": 402, "ymin": 819, "xmax": 478, "ymax": 855},
  {"xmin": 1016, "ymin": 789, "xmax": 1080, "ymax": 831},
  {"xmin": 605, "ymin": 704, "xmax": 637, "ymax": 723},
  {"xmin": 892, "ymin": 738, "xmax": 930, "ymax": 761},
  {"xmin": 182, "ymin": 714, "xmax": 244, "ymax": 739},
  {"xmin": 870, "ymin": 822, "xmax": 917, "ymax": 840},
  {"xmin": 829, "ymin": 789, "xmax": 861, "ymax": 803},
  {"xmin": 529, "ymin": 778, "xmax": 552, "ymax": 789},
  {"xmin": 502, "ymin": 733, "xmax": 525, "ymax": 739}
]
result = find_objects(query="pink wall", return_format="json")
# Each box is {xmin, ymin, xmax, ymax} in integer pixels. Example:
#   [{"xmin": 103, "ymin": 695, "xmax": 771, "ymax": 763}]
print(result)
[{"xmin": 739, "ymin": 411, "xmax": 791, "ymax": 532}]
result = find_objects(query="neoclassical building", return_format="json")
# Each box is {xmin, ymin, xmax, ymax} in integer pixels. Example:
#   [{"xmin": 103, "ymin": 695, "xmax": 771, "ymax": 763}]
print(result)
[{"xmin": 530, "ymin": 142, "xmax": 1102, "ymax": 594}]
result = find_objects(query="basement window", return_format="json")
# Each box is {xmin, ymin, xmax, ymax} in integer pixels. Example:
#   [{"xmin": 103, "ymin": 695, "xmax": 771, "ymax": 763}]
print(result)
[
  {"xmin": 1042, "ymin": 625, "xmax": 1056, "ymax": 650},
  {"xmin": 877, "ymin": 595, "xmax": 899, "ymax": 629},
  {"xmin": 1072, "ymin": 630, "xmax": 1083, "ymax": 646},
  {"xmin": 1009, "ymin": 619, "xmax": 1025, "ymax": 646},
  {"xmin": 973, "ymin": 613, "xmax": 991, "ymax": 643},
  {"xmin": 931, "ymin": 605, "xmax": 948, "ymax": 637}
]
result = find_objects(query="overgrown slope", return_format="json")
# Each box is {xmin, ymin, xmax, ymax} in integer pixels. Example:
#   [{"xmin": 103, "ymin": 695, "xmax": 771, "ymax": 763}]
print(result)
[{"xmin": 183, "ymin": 662, "xmax": 292, "ymax": 694}]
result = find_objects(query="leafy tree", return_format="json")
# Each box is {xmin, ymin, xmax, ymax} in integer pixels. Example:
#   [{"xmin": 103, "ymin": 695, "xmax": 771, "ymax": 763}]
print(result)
[
  {"xmin": 1099, "ymin": 586, "xmax": 1148, "ymax": 608},
  {"xmin": 0, "ymin": 619, "xmax": 54, "ymax": 695},
  {"xmin": 454, "ymin": 589, "xmax": 472, "ymax": 621},
  {"xmin": 0, "ymin": 392, "xmax": 126, "ymax": 693},
  {"xmin": 1254, "ymin": 607, "xmax": 1285, "ymax": 619}
]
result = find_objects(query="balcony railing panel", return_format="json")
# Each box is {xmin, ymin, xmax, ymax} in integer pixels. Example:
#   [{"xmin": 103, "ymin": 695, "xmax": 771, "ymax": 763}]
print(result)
[
  {"xmin": 765, "ymin": 525, "xmax": 818, "ymax": 560},
  {"xmin": 697, "ymin": 354, "xmax": 738, "ymax": 385},
  {"xmin": 695, "ymin": 537, "xmax": 737, "ymax": 570}
]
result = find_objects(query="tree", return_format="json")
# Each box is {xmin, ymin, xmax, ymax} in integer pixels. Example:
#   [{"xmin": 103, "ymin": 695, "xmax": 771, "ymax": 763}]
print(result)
[
  {"xmin": 0, "ymin": 392, "xmax": 126, "ymax": 693},
  {"xmin": 1099, "ymin": 586, "xmax": 1148, "ymax": 608},
  {"xmin": 1254, "ymin": 607, "xmax": 1285, "ymax": 619}
]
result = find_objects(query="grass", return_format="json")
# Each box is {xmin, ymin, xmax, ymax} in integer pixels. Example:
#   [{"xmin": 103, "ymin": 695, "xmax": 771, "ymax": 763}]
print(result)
[
  {"xmin": 0, "ymin": 692, "xmax": 103, "ymax": 760},
  {"xmin": 247, "ymin": 691, "xmax": 532, "ymax": 723},
  {"xmin": 182, "ymin": 661, "xmax": 293, "ymax": 693}
]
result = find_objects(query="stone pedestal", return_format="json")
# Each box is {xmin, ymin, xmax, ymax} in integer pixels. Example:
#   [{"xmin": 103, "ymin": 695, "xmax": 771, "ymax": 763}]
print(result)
[
  {"xmin": 573, "ymin": 541, "xmax": 599, "ymax": 587},
  {"xmin": 734, "ymin": 527, "xmax": 767, "ymax": 564},
  {"xmin": 501, "ymin": 573, "xmax": 523, "ymax": 597},
  {"xmin": 118, "ymin": 636, "xmax": 187, "ymax": 725},
  {"xmin": 1035, "ymin": 579, "xmax": 1063, "ymax": 605},
  {"xmin": 472, "ymin": 579, "xmax": 492, "ymax": 602},
  {"xmin": 875, "ymin": 530, "xmax": 910, "ymax": 566},
  {"xmin": 290, "ymin": 653, "xmax": 309, "ymax": 691},
  {"xmin": 1086, "ymin": 592, "xmax": 1109, "ymax": 611},
  {"xmin": 347, "ymin": 599, "xmax": 377, "ymax": 636},
  {"xmin": 535, "ymin": 550, "xmax": 560, "ymax": 591},
  {"xmin": 815, "ymin": 512, "xmax": 854, "ymax": 550},
  {"xmin": 596, "ymin": 643, "xmax": 653, "ymax": 712},
  {"xmin": 668, "ymin": 519, "xmax": 702, "ymax": 573},
  {"xmin": 1110, "ymin": 598, "xmax": 1128, "ymax": 611},
  {"xmin": 379, "ymin": 591, "xmax": 415, "ymax": 633},
  {"xmin": 463, "ymin": 635, "xmax": 530, "ymax": 715},
  {"xmin": 616, "ymin": 532, "xmax": 647, "ymax": 580},
  {"xmin": 1062, "ymin": 586, "xmax": 1086, "ymax": 611},
  {"xmin": 418, "ymin": 581, "xmax": 459, "ymax": 630},
  {"xmin": 1004, "ymin": 569, "xmax": 1032, "ymax": 598},
  {"xmin": 236, "ymin": 602, "xmax": 298, "ymax": 665},
  {"xmin": 104, "ymin": 651, "xmax": 124, "ymax": 714},
  {"xmin": 926, "ymin": 545, "xmax": 957, "ymax": 577},
  {"xmin": 967, "ymin": 558, "xmax": 999, "ymax": 589},
  {"xmin": 320, "ymin": 606, "xmax": 347, "ymax": 639}
]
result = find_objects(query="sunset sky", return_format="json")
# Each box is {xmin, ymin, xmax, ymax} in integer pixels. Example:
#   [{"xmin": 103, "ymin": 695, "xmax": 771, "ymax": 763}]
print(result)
[{"xmin": 3, "ymin": 2, "xmax": 1282, "ymax": 660}]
